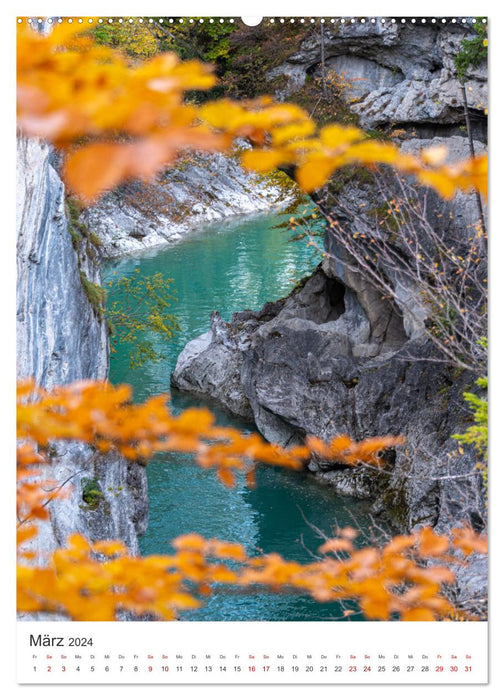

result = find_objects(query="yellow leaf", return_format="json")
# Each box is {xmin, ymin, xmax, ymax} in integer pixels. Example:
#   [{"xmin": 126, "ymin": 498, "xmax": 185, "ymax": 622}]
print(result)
[
  {"xmin": 296, "ymin": 156, "xmax": 338, "ymax": 192},
  {"xmin": 417, "ymin": 170, "xmax": 457, "ymax": 199},
  {"xmin": 421, "ymin": 144, "xmax": 448, "ymax": 166},
  {"xmin": 67, "ymin": 533, "xmax": 91, "ymax": 554},
  {"xmin": 271, "ymin": 119, "xmax": 315, "ymax": 146},
  {"xmin": 241, "ymin": 149, "xmax": 287, "ymax": 172},
  {"xmin": 320, "ymin": 124, "xmax": 362, "ymax": 148}
]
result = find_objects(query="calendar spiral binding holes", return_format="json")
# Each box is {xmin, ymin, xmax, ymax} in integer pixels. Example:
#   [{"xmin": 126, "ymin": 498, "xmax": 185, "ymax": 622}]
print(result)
[{"xmin": 18, "ymin": 17, "xmax": 487, "ymax": 26}]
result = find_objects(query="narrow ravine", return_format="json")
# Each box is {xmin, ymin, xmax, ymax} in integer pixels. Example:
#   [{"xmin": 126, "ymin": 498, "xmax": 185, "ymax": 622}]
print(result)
[{"xmin": 103, "ymin": 205, "xmax": 393, "ymax": 621}]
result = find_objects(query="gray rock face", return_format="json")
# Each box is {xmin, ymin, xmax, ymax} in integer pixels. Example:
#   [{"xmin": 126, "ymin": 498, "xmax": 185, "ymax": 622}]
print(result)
[
  {"xmin": 172, "ymin": 264, "xmax": 484, "ymax": 533},
  {"xmin": 326, "ymin": 54, "xmax": 404, "ymax": 99},
  {"xmin": 17, "ymin": 139, "xmax": 108, "ymax": 384},
  {"xmin": 273, "ymin": 20, "xmax": 487, "ymax": 133},
  {"xmin": 17, "ymin": 137, "xmax": 148, "ymax": 563},
  {"xmin": 81, "ymin": 149, "xmax": 297, "ymax": 258},
  {"xmin": 353, "ymin": 75, "xmax": 486, "ymax": 130},
  {"xmin": 172, "ymin": 315, "xmax": 252, "ymax": 421},
  {"xmin": 317, "ymin": 132, "xmax": 487, "ymax": 380}
]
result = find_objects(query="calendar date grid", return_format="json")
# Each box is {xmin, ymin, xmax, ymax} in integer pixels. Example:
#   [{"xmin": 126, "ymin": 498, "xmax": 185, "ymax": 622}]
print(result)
[
  {"xmin": 17, "ymin": 621, "xmax": 487, "ymax": 684},
  {"xmin": 27, "ymin": 650, "xmax": 477, "ymax": 681}
]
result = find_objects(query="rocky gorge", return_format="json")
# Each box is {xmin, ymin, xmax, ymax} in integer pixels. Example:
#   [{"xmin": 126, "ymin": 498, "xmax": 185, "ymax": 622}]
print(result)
[
  {"xmin": 17, "ymin": 17, "xmax": 488, "ymax": 618},
  {"xmin": 16, "ymin": 137, "xmax": 296, "ymax": 564}
]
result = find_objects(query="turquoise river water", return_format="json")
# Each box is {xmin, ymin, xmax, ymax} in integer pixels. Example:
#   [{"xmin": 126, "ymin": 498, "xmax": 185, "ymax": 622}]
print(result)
[{"xmin": 103, "ymin": 205, "xmax": 382, "ymax": 621}]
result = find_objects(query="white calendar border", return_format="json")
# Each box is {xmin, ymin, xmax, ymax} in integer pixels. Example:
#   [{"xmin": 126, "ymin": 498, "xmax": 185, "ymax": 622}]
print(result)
[{"xmin": 5, "ymin": 0, "xmax": 503, "ymax": 696}]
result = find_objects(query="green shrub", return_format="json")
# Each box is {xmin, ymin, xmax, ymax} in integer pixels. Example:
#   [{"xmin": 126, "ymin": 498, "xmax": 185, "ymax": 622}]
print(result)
[
  {"xmin": 81, "ymin": 477, "xmax": 105, "ymax": 509},
  {"xmin": 454, "ymin": 19, "xmax": 488, "ymax": 80},
  {"xmin": 80, "ymin": 272, "xmax": 107, "ymax": 319}
]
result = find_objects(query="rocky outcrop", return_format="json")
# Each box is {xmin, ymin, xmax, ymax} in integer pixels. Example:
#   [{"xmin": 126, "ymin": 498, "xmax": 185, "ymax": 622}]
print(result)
[
  {"xmin": 272, "ymin": 20, "xmax": 487, "ymax": 137},
  {"xmin": 81, "ymin": 149, "xmax": 297, "ymax": 258},
  {"xmin": 171, "ymin": 262, "xmax": 484, "ymax": 533},
  {"xmin": 17, "ymin": 137, "xmax": 148, "ymax": 561}
]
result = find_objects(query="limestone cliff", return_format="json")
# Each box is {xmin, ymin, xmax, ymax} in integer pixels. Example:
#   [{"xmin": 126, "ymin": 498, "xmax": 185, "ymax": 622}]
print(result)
[
  {"xmin": 17, "ymin": 137, "xmax": 148, "ymax": 561},
  {"xmin": 80, "ymin": 149, "xmax": 297, "ymax": 258},
  {"xmin": 271, "ymin": 19, "xmax": 487, "ymax": 138}
]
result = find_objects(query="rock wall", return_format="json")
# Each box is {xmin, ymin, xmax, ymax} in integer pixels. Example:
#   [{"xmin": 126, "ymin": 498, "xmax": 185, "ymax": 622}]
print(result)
[
  {"xmin": 81, "ymin": 149, "xmax": 298, "ymax": 258},
  {"xmin": 17, "ymin": 137, "xmax": 148, "ymax": 561},
  {"xmin": 273, "ymin": 20, "xmax": 487, "ymax": 137}
]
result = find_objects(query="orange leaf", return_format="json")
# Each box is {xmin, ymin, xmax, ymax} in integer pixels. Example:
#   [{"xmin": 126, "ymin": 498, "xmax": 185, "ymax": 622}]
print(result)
[
  {"xmin": 402, "ymin": 607, "xmax": 436, "ymax": 621},
  {"xmin": 359, "ymin": 593, "xmax": 390, "ymax": 620},
  {"xmin": 65, "ymin": 143, "xmax": 131, "ymax": 201},
  {"xmin": 383, "ymin": 534, "xmax": 416, "ymax": 555},
  {"xmin": 296, "ymin": 156, "xmax": 338, "ymax": 192},
  {"xmin": 452, "ymin": 527, "xmax": 488, "ymax": 556},
  {"xmin": 319, "ymin": 538, "xmax": 354, "ymax": 554},
  {"xmin": 207, "ymin": 541, "xmax": 247, "ymax": 561},
  {"xmin": 172, "ymin": 533, "xmax": 206, "ymax": 552},
  {"xmin": 417, "ymin": 527, "xmax": 449, "ymax": 558}
]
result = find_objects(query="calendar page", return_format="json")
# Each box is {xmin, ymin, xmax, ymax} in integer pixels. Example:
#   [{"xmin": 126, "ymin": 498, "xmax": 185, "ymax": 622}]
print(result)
[{"xmin": 14, "ymin": 1, "xmax": 490, "ymax": 691}]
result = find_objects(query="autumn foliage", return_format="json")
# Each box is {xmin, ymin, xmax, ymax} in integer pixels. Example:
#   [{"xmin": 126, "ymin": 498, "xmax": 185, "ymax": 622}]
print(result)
[
  {"xmin": 17, "ymin": 523, "xmax": 487, "ymax": 622},
  {"xmin": 17, "ymin": 19, "xmax": 487, "ymax": 202},
  {"xmin": 17, "ymin": 379, "xmax": 403, "ymax": 499},
  {"xmin": 17, "ymin": 379, "xmax": 486, "ymax": 621}
]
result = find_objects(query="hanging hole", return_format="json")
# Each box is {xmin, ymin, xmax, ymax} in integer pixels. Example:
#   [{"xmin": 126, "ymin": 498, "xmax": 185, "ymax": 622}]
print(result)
[{"xmin": 241, "ymin": 16, "xmax": 263, "ymax": 26}]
